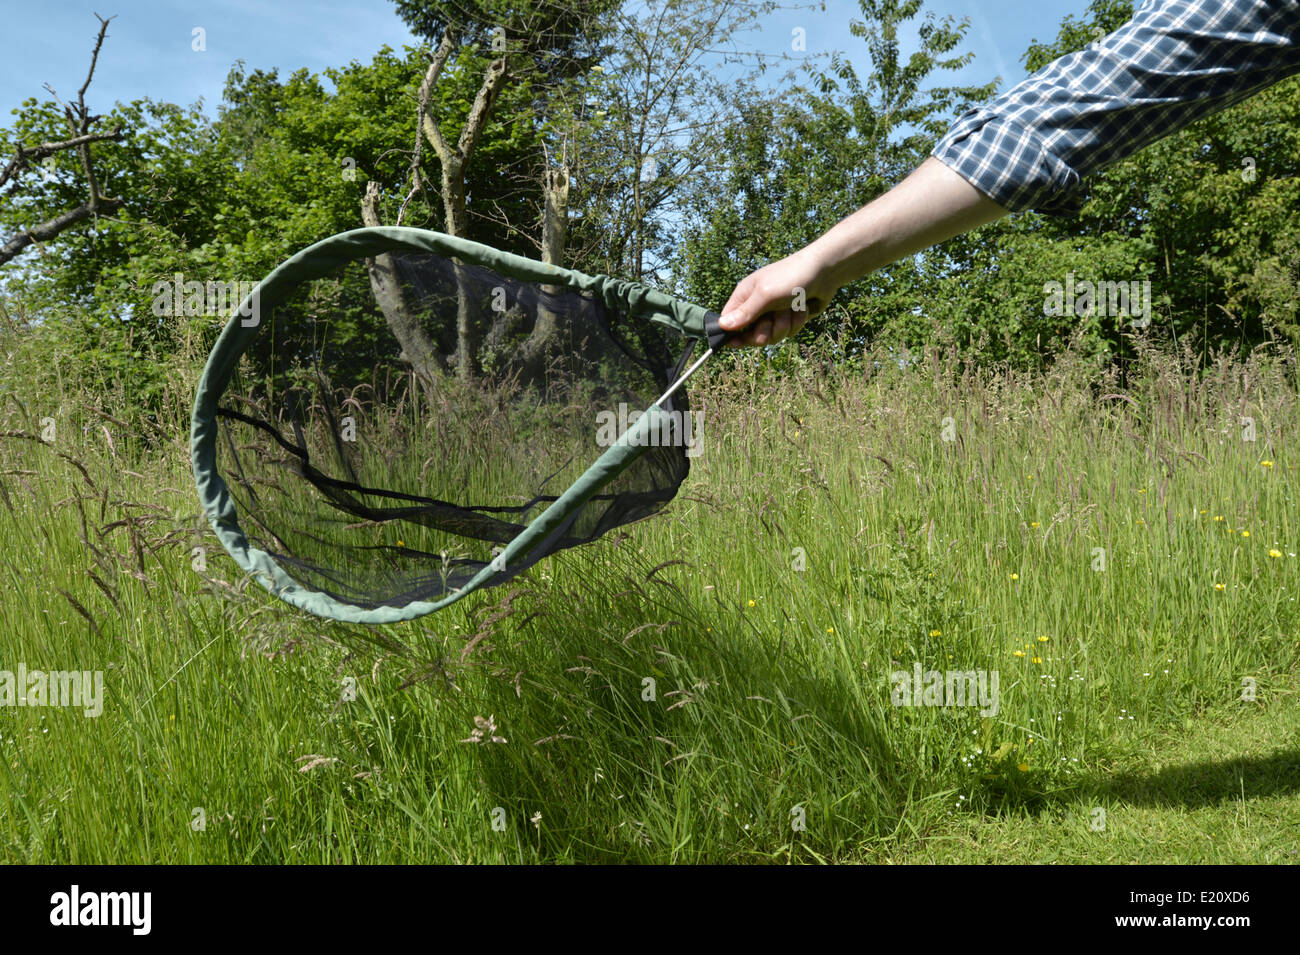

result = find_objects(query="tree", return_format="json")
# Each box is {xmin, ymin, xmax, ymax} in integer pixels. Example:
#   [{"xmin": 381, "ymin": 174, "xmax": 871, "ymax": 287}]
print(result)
[
  {"xmin": 359, "ymin": 0, "xmax": 618, "ymax": 383},
  {"xmin": 676, "ymin": 0, "xmax": 993, "ymax": 345},
  {"xmin": 0, "ymin": 15, "xmax": 124, "ymax": 266},
  {"xmin": 1010, "ymin": 0, "xmax": 1300, "ymax": 356},
  {"xmin": 0, "ymin": 42, "xmax": 540, "ymax": 411}
]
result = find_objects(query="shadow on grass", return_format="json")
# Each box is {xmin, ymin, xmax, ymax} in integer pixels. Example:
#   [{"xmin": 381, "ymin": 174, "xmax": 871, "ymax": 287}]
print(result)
[
  {"xmin": 972, "ymin": 748, "xmax": 1300, "ymax": 819},
  {"xmin": 1096, "ymin": 748, "xmax": 1300, "ymax": 809}
]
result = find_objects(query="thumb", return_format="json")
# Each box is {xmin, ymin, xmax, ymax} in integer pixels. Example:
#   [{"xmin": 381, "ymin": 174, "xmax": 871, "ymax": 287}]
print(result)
[{"xmin": 718, "ymin": 284, "xmax": 765, "ymax": 331}]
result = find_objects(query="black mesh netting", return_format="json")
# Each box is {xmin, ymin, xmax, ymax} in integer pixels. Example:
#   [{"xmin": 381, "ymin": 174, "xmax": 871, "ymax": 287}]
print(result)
[{"xmin": 214, "ymin": 251, "xmax": 693, "ymax": 610}]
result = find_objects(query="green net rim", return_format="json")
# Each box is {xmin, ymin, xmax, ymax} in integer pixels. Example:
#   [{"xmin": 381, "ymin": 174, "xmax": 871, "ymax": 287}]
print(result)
[{"xmin": 190, "ymin": 226, "xmax": 711, "ymax": 624}]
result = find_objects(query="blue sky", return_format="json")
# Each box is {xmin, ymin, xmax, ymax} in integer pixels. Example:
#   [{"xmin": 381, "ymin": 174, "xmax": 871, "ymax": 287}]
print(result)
[{"xmin": 2, "ymin": 0, "xmax": 1087, "ymax": 121}]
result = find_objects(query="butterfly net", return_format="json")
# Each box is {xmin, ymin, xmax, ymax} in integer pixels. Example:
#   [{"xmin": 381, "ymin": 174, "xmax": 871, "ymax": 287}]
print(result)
[{"xmin": 211, "ymin": 250, "xmax": 694, "ymax": 612}]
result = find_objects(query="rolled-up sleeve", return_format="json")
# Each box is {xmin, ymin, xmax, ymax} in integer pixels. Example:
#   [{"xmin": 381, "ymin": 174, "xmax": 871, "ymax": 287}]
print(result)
[{"xmin": 932, "ymin": 0, "xmax": 1300, "ymax": 215}]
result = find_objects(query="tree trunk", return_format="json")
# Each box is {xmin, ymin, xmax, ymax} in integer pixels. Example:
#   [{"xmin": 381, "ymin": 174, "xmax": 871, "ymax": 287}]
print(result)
[
  {"xmin": 438, "ymin": 155, "xmax": 479, "ymax": 381},
  {"xmin": 419, "ymin": 53, "xmax": 509, "ymax": 383},
  {"xmin": 516, "ymin": 163, "xmax": 572, "ymax": 383},
  {"xmin": 361, "ymin": 180, "xmax": 442, "ymax": 396}
]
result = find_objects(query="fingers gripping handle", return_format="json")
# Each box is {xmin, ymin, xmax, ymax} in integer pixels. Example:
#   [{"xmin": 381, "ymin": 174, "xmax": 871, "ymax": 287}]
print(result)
[{"xmin": 703, "ymin": 310, "xmax": 731, "ymax": 351}]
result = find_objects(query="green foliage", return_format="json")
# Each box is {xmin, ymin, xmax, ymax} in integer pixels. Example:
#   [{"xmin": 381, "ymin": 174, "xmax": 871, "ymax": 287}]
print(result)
[
  {"xmin": 908, "ymin": 226, "xmax": 1160, "ymax": 366},
  {"xmin": 678, "ymin": 0, "xmax": 1300, "ymax": 367},
  {"xmin": 1007, "ymin": 0, "xmax": 1300, "ymax": 357},
  {"xmin": 0, "ymin": 42, "xmax": 551, "ymax": 419},
  {"xmin": 676, "ymin": 0, "xmax": 994, "ymax": 337},
  {"xmin": 3, "ymin": 0, "xmax": 1298, "ymax": 418}
]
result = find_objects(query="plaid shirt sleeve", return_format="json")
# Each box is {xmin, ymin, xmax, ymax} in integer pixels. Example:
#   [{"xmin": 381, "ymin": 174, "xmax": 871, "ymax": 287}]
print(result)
[{"xmin": 932, "ymin": 0, "xmax": 1300, "ymax": 215}]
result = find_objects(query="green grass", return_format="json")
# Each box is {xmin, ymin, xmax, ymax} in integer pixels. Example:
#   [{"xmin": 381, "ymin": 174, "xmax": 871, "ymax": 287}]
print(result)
[
  {"xmin": 879, "ymin": 697, "xmax": 1300, "ymax": 864},
  {"xmin": 1, "ymin": 334, "xmax": 1297, "ymax": 863}
]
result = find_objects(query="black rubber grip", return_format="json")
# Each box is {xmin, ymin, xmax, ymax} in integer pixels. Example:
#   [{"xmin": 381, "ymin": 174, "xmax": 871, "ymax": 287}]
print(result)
[{"xmin": 703, "ymin": 310, "xmax": 730, "ymax": 351}]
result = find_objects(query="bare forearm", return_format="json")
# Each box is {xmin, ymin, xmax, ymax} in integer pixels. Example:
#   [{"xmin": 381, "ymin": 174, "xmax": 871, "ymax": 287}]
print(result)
[
  {"xmin": 807, "ymin": 157, "xmax": 1008, "ymax": 288},
  {"xmin": 718, "ymin": 158, "xmax": 1008, "ymax": 346}
]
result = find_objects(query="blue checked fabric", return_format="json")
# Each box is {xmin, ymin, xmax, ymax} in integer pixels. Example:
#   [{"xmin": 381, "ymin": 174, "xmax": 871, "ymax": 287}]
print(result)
[{"xmin": 932, "ymin": 0, "xmax": 1300, "ymax": 215}]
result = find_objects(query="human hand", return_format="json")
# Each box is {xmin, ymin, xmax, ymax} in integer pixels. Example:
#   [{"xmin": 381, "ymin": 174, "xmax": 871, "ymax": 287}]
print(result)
[{"xmin": 716, "ymin": 248, "xmax": 838, "ymax": 348}]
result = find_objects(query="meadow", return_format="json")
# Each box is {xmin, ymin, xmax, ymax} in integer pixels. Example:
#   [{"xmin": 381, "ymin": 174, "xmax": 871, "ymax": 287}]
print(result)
[{"xmin": 1, "ymin": 322, "xmax": 1297, "ymax": 863}]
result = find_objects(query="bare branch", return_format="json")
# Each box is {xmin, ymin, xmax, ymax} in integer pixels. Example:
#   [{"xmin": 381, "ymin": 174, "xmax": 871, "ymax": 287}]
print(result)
[
  {"xmin": 0, "ymin": 197, "xmax": 123, "ymax": 266},
  {"xmin": 397, "ymin": 36, "xmax": 453, "ymax": 226},
  {"xmin": 0, "ymin": 129, "xmax": 123, "ymax": 191},
  {"xmin": 0, "ymin": 13, "xmax": 126, "ymax": 265},
  {"xmin": 77, "ymin": 15, "xmax": 115, "ymax": 111},
  {"xmin": 456, "ymin": 57, "xmax": 508, "ymax": 162},
  {"xmin": 361, "ymin": 180, "xmax": 444, "ymax": 388},
  {"xmin": 417, "ymin": 34, "xmax": 457, "ymax": 163}
]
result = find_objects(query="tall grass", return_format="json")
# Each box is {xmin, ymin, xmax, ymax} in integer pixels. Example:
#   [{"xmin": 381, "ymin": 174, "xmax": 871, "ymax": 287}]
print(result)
[{"xmin": 1, "ymin": 313, "xmax": 1296, "ymax": 862}]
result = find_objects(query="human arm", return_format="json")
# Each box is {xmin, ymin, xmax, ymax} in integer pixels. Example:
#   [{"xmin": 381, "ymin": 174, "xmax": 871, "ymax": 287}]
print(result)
[
  {"xmin": 717, "ymin": 158, "xmax": 1007, "ymax": 346},
  {"xmin": 720, "ymin": 0, "xmax": 1300, "ymax": 347}
]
